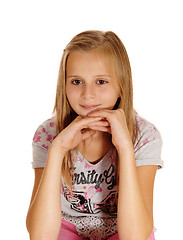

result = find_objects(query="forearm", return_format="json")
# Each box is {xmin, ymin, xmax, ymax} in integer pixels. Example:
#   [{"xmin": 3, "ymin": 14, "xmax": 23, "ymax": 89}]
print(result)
[
  {"xmin": 117, "ymin": 149, "xmax": 153, "ymax": 240},
  {"xmin": 26, "ymin": 147, "xmax": 65, "ymax": 239}
]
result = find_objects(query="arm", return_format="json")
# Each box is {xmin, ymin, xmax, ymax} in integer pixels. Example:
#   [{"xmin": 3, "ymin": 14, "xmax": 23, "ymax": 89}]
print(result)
[
  {"xmin": 26, "ymin": 115, "xmax": 107, "ymax": 240},
  {"xmin": 117, "ymin": 148, "xmax": 156, "ymax": 240},
  {"xmin": 87, "ymin": 109, "xmax": 158, "ymax": 240},
  {"xmin": 26, "ymin": 147, "xmax": 65, "ymax": 240}
]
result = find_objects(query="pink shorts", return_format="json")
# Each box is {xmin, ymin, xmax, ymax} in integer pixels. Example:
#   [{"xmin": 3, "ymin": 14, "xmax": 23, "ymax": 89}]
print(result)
[{"xmin": 57, "ymin": 220, "xmax": 155, "ymax": 240}]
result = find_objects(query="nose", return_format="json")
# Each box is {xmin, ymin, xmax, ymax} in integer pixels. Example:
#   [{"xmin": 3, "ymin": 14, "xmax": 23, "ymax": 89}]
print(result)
[{"xmin": 81, "ymin": 84, "xmax": 96, "ymax": 99}]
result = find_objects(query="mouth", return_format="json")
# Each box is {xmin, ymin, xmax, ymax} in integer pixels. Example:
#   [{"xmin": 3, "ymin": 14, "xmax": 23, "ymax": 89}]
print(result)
[{"xmin": 80, "ymin": 104, "xmax": 100, "ymax": 110}]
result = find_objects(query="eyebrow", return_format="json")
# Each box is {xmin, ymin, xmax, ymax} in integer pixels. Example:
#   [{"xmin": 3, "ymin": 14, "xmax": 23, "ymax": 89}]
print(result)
[
  {"xmin": 67, "ymin": 74, "xmax": 112, "ymax": 78},
  {"xmin": 95, "ymin": 74, "xmax": 111, "ymax": 78}
]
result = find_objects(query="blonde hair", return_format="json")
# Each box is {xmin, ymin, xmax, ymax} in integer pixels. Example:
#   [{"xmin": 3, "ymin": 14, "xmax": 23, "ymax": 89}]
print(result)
[{"xmin": 52, "ymin": 30, "xmax": 139, "ymax": 192}]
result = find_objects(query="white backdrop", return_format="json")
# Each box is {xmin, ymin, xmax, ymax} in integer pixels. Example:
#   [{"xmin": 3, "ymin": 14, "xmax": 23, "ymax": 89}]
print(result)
[{"xmin": 0, "ymin": 0, "xmax": 182, "ymax": 239}]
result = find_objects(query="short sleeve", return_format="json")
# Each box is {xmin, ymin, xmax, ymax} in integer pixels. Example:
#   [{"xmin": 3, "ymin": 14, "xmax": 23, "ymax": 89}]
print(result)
[
  {"xmin": 32, "ymin": 117, "xmax": 56, "ymax": 169},
  {"xmin": 134, "ymin": 114, "xmax": 164, "ymax": 169}
]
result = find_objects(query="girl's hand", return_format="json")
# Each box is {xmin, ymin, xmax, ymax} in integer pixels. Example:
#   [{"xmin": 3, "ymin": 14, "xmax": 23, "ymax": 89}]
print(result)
[
  {"xmin": 87, "ymin": 109, "xmax": 134, "ymax": 153},
  {"xmin": 50, "ymin": 115, "xmax": 110, "ymax": 154}
]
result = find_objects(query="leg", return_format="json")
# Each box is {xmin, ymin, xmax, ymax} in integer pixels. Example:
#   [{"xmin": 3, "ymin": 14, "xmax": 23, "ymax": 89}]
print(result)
[{"xmin": 57, "ymin": 219, "xmax": 83, "ymax": 240}]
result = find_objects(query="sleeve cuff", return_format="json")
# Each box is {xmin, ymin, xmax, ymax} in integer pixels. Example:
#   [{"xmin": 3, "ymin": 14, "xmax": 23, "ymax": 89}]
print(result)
[{"xmin": 135, "ymin": 159, "xmax": 164, "ymax": 169}]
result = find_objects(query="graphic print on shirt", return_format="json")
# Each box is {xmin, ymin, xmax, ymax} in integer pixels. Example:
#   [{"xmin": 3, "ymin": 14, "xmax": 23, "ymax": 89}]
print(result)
[
  {"xmin": 63, "ymin": 185, "xmax": 117, "ymax": 216},
  {"xmin": 63, "ymin": 161, "xmax": 118, "ymax": 216}
]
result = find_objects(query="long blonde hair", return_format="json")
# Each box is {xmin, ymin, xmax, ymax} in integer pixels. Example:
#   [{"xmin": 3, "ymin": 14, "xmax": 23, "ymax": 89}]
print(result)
[{"xmin": 52, "ymin": 30, "xmax": 139, "ymax": 192}]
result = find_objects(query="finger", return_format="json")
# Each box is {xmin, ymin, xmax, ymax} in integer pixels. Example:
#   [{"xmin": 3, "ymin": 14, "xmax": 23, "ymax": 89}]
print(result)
[
  {"xmin": 74, "ymin": 115, "xmax": 103, "ymax": 122},
  {"xmin": 74, "ymin": 116, "xmax": 103, "ymax": 129},
  {"xmin": 87, "ymin": 120, "xmax": 110, "ymax": 127},
  {"xmin": 88, "ymin": 125, "xmax": 111, "ymax": 133},
  {"xmin": 87, "ymin": 109, "xmax": 111, "ymax": 121},
  {"xmin": 81, "ymin": 120, "xmax": 110, "ymax": 134}
]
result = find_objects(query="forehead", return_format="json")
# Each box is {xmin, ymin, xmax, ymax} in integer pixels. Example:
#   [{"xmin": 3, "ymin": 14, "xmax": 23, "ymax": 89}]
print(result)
[{"xmin": 66, "ymin": 50, "xmax": 111, "ymax": 76}]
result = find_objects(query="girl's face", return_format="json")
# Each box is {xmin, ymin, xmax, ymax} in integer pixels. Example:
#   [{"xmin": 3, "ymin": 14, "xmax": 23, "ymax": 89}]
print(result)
[{"xmin": 66, "ymin": 50, "xmax": 119, "ymax": 117}]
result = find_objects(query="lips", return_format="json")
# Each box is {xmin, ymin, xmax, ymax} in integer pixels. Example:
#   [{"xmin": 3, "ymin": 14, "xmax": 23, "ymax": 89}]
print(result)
[{"xmin": 80, "ymin": 104, "xmax": 100, "ymax": 110}]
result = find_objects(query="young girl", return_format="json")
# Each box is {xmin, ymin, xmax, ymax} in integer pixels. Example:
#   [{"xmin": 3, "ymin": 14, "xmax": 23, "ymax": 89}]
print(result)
[{"xmin": 26, "ymin": 30, "xmax": 163, "ymax": 240}]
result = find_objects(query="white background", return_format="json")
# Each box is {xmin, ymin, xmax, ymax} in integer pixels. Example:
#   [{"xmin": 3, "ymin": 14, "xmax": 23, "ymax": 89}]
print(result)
[{"xmin": 0, "ymin": 0, "xmax": 182, "ymax": 239}]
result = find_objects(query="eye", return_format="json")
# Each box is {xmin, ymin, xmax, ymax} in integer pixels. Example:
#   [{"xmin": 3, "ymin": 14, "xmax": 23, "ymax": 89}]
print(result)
[
  {"xmin": 72, "ymin": 79, "xmax": 82, "ymax": 85},
  {"xmin": 97, "ymin": 80, "xmax": 108, "ymax": 85}
]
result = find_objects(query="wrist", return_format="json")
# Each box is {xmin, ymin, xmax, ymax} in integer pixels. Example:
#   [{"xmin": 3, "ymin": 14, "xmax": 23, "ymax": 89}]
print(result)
[
  {"xmin": 48, "ymin": 143, "xmax": 67, "ymax": 158},
  {"xmin": 116, "ymin": 142, "xmax": 134, "ymax": 157}
]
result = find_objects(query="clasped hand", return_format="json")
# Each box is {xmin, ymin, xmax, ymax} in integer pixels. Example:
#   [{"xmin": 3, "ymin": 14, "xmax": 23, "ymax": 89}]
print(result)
[
  {"xmin": 51, "ymin": 109, "xmax": 133, "ymax": 155},
  {"xmin": 87, "ymin": 108, "xmax": 133, "ymax": 152}
]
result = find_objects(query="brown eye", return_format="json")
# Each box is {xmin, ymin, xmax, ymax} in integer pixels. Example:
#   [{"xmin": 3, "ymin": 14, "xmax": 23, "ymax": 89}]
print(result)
[
  {"xmin": 72, "ymin": 80, "xmax": 82, "ymax": 85},
  {"xmin": 97, "ymin": 80, "xmax": 108, "ymax": 85}
]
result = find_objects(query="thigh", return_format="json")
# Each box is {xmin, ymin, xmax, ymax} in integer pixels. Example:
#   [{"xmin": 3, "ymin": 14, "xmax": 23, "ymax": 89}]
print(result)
[{"xmin": 57, "ymin": 219, "xmax": 83, "ymax": 240}]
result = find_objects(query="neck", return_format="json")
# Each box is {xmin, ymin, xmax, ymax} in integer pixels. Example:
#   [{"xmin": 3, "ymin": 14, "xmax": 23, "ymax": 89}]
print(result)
[{"xmin": 79, "ymin": 131, "xmax": 111, "ymax": 149}]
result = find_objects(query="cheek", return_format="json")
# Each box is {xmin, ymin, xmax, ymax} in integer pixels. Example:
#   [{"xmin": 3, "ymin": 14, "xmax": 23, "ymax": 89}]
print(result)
[
  {"xmin": 66, "ymin": 85, "xmax": 73, "ymax": 99},
  {"xmin": 66, "ymin": 87, "xmax": 80, "ymax": 106},
  {"xmin": 101, "ymin": 88, "xmax": 119, "ymax": 102}
]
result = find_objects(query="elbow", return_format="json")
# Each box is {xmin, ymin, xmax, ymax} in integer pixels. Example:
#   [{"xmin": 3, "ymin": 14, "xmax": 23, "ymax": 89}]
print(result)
[
  {"xmin": 28, "ymin": 230, "xmax": 59, "ymax": 240},
  {"xmin": 117, "ymin": 222, "xmax": 153, "ymax": 240},
  {"xmin": 27, "ymin": 227, "xmax": 59, "ymax": 240},
  {"xmin": 26, "ymin": 219, "xmax": 60, "ymax": 240},
  {"xmin": 29, "ymin": 234, "xmax": 58, "ymax": 240},
  {"xmin": 26, "ymin": 211, "xmax": 31, "ymax": 234},
  {"xmin": 144, "ymin": 221, "xmax": 154, "ymax": 240}
]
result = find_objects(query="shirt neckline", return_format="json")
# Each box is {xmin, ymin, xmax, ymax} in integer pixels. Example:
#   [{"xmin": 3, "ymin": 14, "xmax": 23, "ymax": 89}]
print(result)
[{"xmin": 76, "ymin": 145, "xmax": 114, "ymax": 166}]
